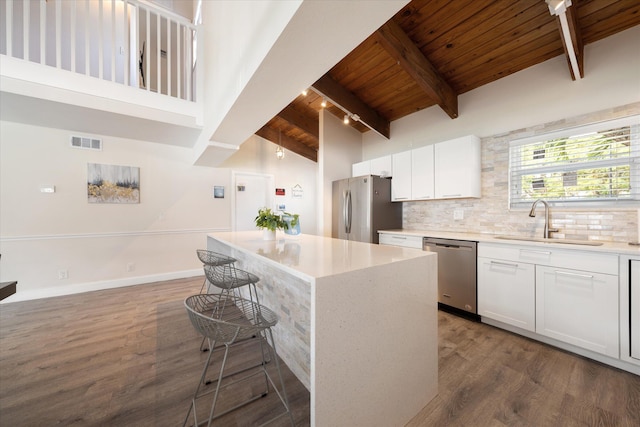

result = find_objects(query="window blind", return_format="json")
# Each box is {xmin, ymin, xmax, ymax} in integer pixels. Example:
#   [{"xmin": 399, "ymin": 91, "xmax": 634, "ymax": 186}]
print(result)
[{"xmin": 509, "ymin": 116, "xmax": 640, "ymax": 208}]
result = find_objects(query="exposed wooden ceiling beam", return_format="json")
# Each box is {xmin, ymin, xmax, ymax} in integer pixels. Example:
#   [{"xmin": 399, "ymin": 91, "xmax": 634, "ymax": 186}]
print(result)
[
  {"xmin": 556, "ymin": 4, "xmax": 584, "ymax": 80},
  {"xmin": 312, "ymin": 74, "xmax": 391, "ymax": 139},
  {"xmin": 277, "ymin": 105, "xmax": 319, "ymax": 139},
  {"xmin": 255, "ymin": 126, "xmax": 318, "ymax": 163},
  {"xmin": 374, "ymin": 19, "xmax": 458, "ymax": 120}
]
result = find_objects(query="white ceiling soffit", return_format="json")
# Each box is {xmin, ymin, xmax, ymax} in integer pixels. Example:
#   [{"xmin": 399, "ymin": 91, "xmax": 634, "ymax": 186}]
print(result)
[
  {"xmin": 193, "ymin": 0, "xmax": 410, "ymax": 167},
  {"xmin": 0, "ymin": 91, "xmax": 202, "ymax": 147}
]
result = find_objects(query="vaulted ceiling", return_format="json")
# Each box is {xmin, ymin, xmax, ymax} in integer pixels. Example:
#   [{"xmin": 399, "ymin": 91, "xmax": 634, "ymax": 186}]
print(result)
[{"xmin": 257, "ymin": 0, "xmax": 640, "ymax": 162}]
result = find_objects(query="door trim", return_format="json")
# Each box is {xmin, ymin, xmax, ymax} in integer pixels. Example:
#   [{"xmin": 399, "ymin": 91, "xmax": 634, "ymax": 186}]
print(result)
[{"xmin": 231, "ymin": 171, "xmax": 275, "ymax": 232}]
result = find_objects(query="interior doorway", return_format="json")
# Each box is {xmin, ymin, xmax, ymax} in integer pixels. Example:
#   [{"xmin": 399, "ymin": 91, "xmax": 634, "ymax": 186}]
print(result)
[{"xmin": 232, "ymin": 172, "xmax": 274, "ymax": 231}]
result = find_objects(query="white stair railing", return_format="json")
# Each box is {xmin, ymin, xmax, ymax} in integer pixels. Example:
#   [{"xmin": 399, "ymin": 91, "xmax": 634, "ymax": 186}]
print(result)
[{"xmin": 0, "ymin": 0, "xmax": 198, "ymax": 102}]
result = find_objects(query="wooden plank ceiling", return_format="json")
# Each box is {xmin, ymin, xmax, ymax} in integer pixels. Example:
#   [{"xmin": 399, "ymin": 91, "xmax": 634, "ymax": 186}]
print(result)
[{"xmin": 257, "ymin": 0, "xmax": 640, "ymax": 162}]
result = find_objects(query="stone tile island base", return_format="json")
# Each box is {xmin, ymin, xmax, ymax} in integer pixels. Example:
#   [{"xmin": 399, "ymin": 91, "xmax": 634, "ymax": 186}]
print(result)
[{"xmin": 208, "ymin": 231, "xmax": 438, "ymax": 427}]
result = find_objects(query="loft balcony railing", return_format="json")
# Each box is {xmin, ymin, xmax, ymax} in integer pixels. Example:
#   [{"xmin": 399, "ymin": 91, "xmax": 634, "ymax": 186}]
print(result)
[{"xmin": 0, "ymin": 0, "xmax": 198, "ymax": 102}]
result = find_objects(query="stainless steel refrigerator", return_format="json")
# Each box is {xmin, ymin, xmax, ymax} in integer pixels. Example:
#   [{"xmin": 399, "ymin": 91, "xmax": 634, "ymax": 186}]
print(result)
[{"xmin": 332, "ymin": 175, "xmax": 402, "ymax": 244}]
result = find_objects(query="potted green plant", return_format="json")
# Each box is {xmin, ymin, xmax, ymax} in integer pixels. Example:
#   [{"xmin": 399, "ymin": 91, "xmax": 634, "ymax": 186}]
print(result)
[{"xmin": 255, "ymin": 208, "xmax": 299, "ymax": 240}]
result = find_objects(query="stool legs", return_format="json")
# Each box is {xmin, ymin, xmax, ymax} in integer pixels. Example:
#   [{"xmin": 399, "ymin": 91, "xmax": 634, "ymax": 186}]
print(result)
[{"xmin": 184, "ymin": 328, "xmax": 294, "ymax": 426}]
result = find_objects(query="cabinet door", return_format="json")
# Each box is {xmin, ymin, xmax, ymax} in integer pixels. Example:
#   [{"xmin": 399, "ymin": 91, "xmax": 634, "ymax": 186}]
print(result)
[
  {"xmin": 434, "ymin": 135, "xmax": 481, "ymax": 199},
  {"xmin": 411, "ymin": 145, "xmax": 434, "ymax": 200},
  {"xmin": 478, "ymin": 257, "xmax": 535, "ymax": 331},
  {"xmin": 391, "ymin": 151, "xmax": 412, "ymax": 201},
  {"xmin": 352, "ymin": 161, "xmax": 370, "ymax": 177},
  {"xmin": 632, "ymin": 260, "xmax": 640, "ymax": 360},
  {"xmin": 370, "ymin": 156, "xmax": 392, "ymax": 177},
  {"xmin": 536, "ymin": 266, "xmax": 619, "ymax": 358}
]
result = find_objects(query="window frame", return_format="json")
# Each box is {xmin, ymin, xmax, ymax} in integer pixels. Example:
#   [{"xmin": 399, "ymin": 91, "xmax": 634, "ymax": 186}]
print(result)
[{"xmin": 508, "ymin": 115, "xmax": 640, "ymax": 209}]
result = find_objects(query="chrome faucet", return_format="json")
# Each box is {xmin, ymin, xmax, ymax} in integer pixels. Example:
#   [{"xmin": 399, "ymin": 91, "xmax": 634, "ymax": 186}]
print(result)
[{"xmin": 529, "ymin": 199, "xmax": 559, "ymax": 239}]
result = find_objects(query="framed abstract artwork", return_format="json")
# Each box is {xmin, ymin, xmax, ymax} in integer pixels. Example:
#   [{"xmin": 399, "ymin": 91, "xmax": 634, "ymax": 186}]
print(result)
[{"xmin": 87, "ymin": 163, "xmax": 140, "ymax": 204}]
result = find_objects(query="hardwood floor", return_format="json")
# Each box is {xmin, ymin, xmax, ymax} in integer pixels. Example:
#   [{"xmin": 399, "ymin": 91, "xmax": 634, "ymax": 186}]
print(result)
[
  {"xmin": 0, "ymin": 277, "xmax": 310, "ymax": 426},
  {"xmin": 407, "ymin": 312, "xmax": 640, "ymax": 427},
  {"xmin": 1, "ymin": 277, "xmax": 639, "ymax": 426}
]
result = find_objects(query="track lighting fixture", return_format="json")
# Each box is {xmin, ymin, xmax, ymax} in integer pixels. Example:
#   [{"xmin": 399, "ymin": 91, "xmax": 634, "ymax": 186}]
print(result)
[
  {"xmin": 343, "ymin": 114, "xmax": 349, "ymax": 124},
  {"xmin": 321, "ymin": 98, "xmax": 327, "ymax": 108},
  {"xmin": 301, "ymin": 89, "xmax": 308, "ymax": 96}
]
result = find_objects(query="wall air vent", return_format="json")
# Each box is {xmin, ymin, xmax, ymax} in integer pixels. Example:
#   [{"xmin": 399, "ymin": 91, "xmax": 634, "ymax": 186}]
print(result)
[{"xmin": 71, "ymin": 135, "xmax": 102, "ymax": 151}]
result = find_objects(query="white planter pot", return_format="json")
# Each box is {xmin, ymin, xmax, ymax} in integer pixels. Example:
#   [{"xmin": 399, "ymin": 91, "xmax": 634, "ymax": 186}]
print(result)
[{"xmin": 262, "ymin": 229, "xmax": 276, "ymax": 241}]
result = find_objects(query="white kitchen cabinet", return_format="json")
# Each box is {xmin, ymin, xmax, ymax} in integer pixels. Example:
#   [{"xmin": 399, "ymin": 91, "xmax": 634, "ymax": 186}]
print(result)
[
  {"xmin": 370, "ymin": 156, "xmax": 392, "ymax": 177},
  {"xmin": 379, "ymin": 233, "xmax": 423, "ymax": 249},
  {"xmin": 352, "ymin": 161, "xmax": 370, "ymax": 177},
  {"xmin": 391, "ymin": 150, "xmax": 412, "ymax": 201},
  {"xmin": 477, "ymin": 256, "xmax": 535, "ymax": 331},
  {"xmin": 434, "ymin": 135, "xmax": 481, "ymax": 199},
  {"xmin": 536, "ymin": 265, "xmax": 619, "ymax": 358},
  {"xmin": 479, "ymin": 242, "xmax": 620, "ymax": 358},
  {"xmin": 631, "ymin": 260, "xmax": 640, "ymax": 360},
  {"xmin": 352, "ymin": 155, "xmax": 392, "ymax": 178},
  {"xmin": 411, "ymin": 145, "xmax": 435, "ymax": 200}
]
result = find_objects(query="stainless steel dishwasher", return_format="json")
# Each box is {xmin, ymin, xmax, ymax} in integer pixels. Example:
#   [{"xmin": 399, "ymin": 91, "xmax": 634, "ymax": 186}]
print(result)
[{"xmin": 423, "ymin": 237, "xmax": 478, "ymax": 317}]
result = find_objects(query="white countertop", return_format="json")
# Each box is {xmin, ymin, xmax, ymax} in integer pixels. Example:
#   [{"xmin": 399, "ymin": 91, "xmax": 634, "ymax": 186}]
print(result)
[
  {"xmin": 209, "ymin": 231, "xmax": 432, "ymax": 281},
  {"xmin": 379, "ymin": 229, "xmax": 640, "ymax": 256}
]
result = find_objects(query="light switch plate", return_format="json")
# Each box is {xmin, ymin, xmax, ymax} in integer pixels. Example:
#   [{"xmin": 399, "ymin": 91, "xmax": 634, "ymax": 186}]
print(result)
[{"xmin": 453, "ymin": 209, "xmax": 464, "ymax": 220}]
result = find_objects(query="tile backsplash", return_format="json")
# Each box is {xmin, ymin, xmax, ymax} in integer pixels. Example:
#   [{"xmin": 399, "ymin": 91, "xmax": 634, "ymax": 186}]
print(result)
[{"xmin": 404, "ymin": 102, "xmax": 640, "ymax": 243}]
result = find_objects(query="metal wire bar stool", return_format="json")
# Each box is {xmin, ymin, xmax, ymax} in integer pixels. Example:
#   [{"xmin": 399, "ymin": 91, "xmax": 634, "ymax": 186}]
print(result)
[
  {"xmin": 197, "ymin": 250, "xmax": 261, "ymax": 352},
  {"xmin": 183, "ymin": 294, "xmax": 295, "ymax": 427},
  {"xmin": 196, "ymin": 250, "xmax": 237, "ymax": 294}
]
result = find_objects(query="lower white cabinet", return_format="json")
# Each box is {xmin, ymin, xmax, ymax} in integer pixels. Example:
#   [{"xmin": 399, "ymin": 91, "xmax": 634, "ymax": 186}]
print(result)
[
  {"xmin": 478, "ymin": 242, "xmax": 620, "ymax": 359},
  {"xmin": 536, "ymin": 266, "xmax": 619, "ymax": 358},
  {"xmin": 477, "ymin": 257, "xmax": 535, "ymax": 331},
  {"xmin": 378, "ymin": 233, "xmax": 423, "ymax": 249}
]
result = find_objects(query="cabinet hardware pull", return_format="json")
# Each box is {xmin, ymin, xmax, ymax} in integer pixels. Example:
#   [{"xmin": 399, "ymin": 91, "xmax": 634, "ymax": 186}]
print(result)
[
  {"xmin": 392, "ymin": 236, "xmax": 407, "ymax": 240},
  {"xmin": 520, "ymin": 249, "xmax": 552, "ymax": 256},
  {"xmin": 395, "ymin": 197, "xmax": 408, "ymax": 200},
  {"xmin": 489, "ymin": 260, "xmax": 518, "ymax": 268},
  {"xmin": 555, "ymin": 270, "xmax": 594, "ymax": 279},
  {"xmin": 442, "ymin": 194, "xmax": 461, "ymax": 197}
]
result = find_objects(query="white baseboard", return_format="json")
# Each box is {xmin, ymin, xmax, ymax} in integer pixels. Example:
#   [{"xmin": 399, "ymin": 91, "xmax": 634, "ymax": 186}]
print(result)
[{"xmin": 0, "ymin": 269, "xmax": 203, "ymax": 304}]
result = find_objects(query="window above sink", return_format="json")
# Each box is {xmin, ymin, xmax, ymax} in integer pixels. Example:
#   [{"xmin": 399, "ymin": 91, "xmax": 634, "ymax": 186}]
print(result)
[{"xmin": 509, "ymin": 115, "xmax": 640, "ymax": 209}]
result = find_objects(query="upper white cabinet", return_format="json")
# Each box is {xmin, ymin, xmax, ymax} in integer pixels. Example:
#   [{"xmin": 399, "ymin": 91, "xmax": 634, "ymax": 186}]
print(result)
[
  {"xmin": 391, "ymin": 151, "xmax": 412, "ymax": 201},
  {"xmin": 370, "ymin": 156, "xmax": 392, "ymax": 177},
  {"xmin": 411, "ymin": 145, "xmax": 435, "ymax": 200},
  {"xmin": 352, "ymin": 155, "xmax": 392, "ymax": 177},
  {"xmin": 435, "ymin": 135, "xmax": 481, "ymax": 199},
  {"xmin": 352, "ymin": 161, "xmax": 370, "ymax": 177},
  {"xmin": 390, "ymin": 135, "xmax": 481, "ymax": 202}
]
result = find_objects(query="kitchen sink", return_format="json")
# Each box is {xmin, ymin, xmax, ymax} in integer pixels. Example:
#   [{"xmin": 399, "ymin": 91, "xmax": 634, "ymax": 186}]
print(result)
[{"xmin": 494, "ymin": 235, "xmax": 604, "ymax": 246}]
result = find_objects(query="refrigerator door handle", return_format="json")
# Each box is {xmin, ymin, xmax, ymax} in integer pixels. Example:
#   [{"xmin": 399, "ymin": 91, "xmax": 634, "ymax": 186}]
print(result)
[{"xmin": 345, "ymin": 190, "xmax": 352, "ymax": 234}]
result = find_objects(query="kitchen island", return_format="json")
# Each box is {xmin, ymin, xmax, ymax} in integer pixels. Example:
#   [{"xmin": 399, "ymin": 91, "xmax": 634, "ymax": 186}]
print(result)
[{"xmin": 207, "ymin": 231, "xmax": 438, "ymax": 427}]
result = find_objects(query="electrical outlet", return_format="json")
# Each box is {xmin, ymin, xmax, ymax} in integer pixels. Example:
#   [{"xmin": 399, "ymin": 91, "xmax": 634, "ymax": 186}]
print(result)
[
  {"xmin": 453, "ymin": 209, "xmax": 464, "ymax": 220},
  {"xmin": 58, "ymin": 269, "xmax": 68, "ymax": 280},
  {"xmin": 127, "ymin": 263, "xmax": 135, "ymax": 272}
]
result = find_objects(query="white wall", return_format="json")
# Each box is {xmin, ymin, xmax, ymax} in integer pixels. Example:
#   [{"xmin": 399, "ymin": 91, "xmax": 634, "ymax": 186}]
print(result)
[
  {"xmin": 0, "ymin": 121, "xmax": 231, "ymax": 301},
  {"xmin": 362, "ymin": 26, "xmax": 640, "ymax": 158},
  {"xmin": 318, "ymin": 109, "xmax": 363, "ymax": 236},
  {"xmin": 220, "ymin": 135, "xmax": 319, "ymax": 235}
]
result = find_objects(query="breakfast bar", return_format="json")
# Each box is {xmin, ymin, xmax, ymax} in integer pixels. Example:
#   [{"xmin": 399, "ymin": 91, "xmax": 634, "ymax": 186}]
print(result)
[{"xmin": 207, "ymin": 231, "xmax": 438, "ymax": 427}]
